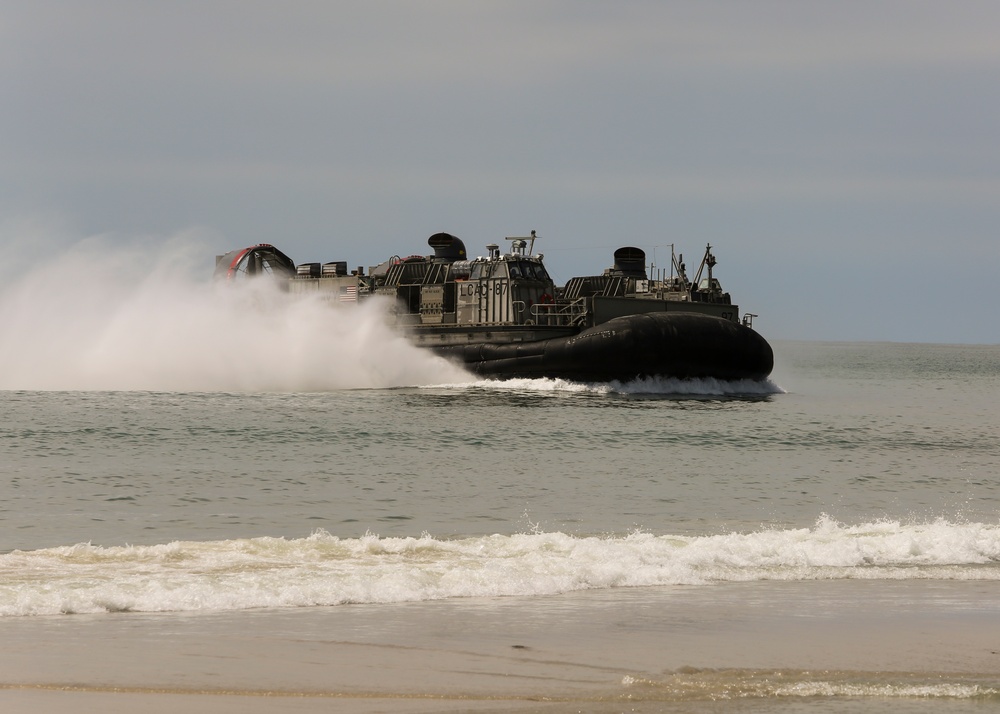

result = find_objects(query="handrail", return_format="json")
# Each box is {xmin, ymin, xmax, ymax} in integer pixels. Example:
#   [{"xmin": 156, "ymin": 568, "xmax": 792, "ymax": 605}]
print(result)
[{"xmin": 530, "ymin": 298, "xmax": 589, "ymax": 327}]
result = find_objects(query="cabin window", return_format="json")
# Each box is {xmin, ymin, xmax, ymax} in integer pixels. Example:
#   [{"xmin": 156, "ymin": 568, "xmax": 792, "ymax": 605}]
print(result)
[
  {"xmin": 485, "ymin": 262, "xmax": 502, "ymax": 279},
  {"xmin": 526, "ymin": 262, "xmax": 549, "ymax": 281}
]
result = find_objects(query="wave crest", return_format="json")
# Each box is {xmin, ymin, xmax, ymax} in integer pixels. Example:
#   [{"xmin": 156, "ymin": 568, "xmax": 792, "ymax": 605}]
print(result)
[{"xmin": 3, "ymin": 517, "xmax": 999, "ymax": 617}]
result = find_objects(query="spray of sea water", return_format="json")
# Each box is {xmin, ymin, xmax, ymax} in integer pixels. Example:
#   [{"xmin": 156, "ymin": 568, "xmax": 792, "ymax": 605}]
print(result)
[{"xmin": 0, "ymin": 231, "xmax": 471, "ymax": 391}]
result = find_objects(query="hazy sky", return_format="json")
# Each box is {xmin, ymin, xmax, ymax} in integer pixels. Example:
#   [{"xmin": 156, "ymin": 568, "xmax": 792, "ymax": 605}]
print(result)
[{"xmin": 3, "ymin": 2, "xmax": 999, "ymax": 344}]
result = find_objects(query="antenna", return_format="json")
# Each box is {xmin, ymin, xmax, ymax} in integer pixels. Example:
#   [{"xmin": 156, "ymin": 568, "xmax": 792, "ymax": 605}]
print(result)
[{"xmin": 505, "ymin": 229, "xmax": 537, "ymax": 256}]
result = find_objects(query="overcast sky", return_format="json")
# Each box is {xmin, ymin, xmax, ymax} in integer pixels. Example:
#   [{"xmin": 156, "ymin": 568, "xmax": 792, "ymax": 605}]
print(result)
[{"xmin": 3, "ymin": 1, "xmax": 998, "ymax": 344}]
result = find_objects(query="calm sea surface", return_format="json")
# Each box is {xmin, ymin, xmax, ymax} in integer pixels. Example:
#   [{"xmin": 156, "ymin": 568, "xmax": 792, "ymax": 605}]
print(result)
[
  {"xmin": 3, "ymin": 341, "xmax": 998, "ymax": 552},
  {"xmin": 2, "ymin": 339, "xmax": 999, "ymax": 708}
]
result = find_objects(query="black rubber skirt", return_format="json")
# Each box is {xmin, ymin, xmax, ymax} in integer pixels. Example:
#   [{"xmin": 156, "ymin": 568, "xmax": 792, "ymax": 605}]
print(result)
[{"xmin": 433, "ymin": 312, "xmax": 774, "ymax": 382}]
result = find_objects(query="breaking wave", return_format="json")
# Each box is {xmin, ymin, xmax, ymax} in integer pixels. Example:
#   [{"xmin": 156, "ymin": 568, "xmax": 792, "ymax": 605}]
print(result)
[{"xmin": 3, "ymin": 516, "xmax": 999, "ymax": 617}]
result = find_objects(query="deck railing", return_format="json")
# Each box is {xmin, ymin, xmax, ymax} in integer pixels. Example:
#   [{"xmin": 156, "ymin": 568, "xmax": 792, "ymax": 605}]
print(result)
[{"xmin": 529, "ymin": 298, "xmax": 589, "ymax": 327}]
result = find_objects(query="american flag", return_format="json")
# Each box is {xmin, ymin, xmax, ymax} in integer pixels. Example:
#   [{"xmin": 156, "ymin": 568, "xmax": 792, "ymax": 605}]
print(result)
[{"xmin": 339, "ymin": 286, "xmax": 358, "ymax": 303}]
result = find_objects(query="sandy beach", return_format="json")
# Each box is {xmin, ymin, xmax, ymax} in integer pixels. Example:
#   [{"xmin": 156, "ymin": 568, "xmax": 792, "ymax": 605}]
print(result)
[{"xmin": 2, "ymin": 580, "xmax": 998, "ymax": 713}]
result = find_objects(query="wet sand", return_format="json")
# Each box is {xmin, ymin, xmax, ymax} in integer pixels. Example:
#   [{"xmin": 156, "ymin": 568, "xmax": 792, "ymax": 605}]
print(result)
[{"xmin": 2, "ymin": 580, "xmax": 998, "ymax": 713}]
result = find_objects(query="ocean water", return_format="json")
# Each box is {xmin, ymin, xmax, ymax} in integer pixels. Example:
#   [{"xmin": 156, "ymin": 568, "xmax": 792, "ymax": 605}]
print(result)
[{"xmin": 1, "ymin": 243, "xmax": 999, "ymax": 709}]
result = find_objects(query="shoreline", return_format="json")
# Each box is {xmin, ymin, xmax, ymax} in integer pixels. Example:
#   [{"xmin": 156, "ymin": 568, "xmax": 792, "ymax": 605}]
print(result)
[{"xmin": 2, "ymin": 580, "xmax": 998, "ymax": 712}]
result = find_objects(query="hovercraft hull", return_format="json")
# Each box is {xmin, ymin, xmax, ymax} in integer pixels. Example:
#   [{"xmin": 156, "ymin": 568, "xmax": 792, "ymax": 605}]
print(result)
[{"xmin": 431, "ymin": 312, "xmax": 774, "ymax": 382}]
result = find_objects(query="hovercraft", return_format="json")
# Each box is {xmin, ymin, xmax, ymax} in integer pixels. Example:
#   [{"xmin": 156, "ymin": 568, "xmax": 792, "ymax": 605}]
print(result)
[{"xmin": 214, "ymin": 232, "xmax": 773, "ymax": 382}]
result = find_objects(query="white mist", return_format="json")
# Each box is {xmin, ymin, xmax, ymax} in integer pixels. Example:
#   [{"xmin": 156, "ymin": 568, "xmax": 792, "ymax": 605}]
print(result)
[{"xmin": 0, "ymin": 232, "xmax": 471, "ymax": 391}]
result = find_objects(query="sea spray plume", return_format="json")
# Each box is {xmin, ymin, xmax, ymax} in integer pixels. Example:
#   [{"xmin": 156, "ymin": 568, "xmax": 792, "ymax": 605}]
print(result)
[
  {"xmin": 0, "ymin": 232, "xmax": 471, "ymax": 391},
  {"xmin": 0, "ymin": 214, "xmax": 83, "ymax": 285}
]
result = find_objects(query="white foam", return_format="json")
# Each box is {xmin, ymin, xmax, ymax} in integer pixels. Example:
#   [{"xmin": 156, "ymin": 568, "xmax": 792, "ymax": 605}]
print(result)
[
  {"xmin": 3, "ymin": 518, "xmax": 999, "ymax": 617},
  {"xmin": 622, "ymin": 672, "xmax": 999, "ymax": 700},
  {"xmin": 773, "ymin": 681, "xmax": 998, "ymax": 698},
  {"xmin": 435, "ymin": 375, "xmax": 785, "ymax": 396}
]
